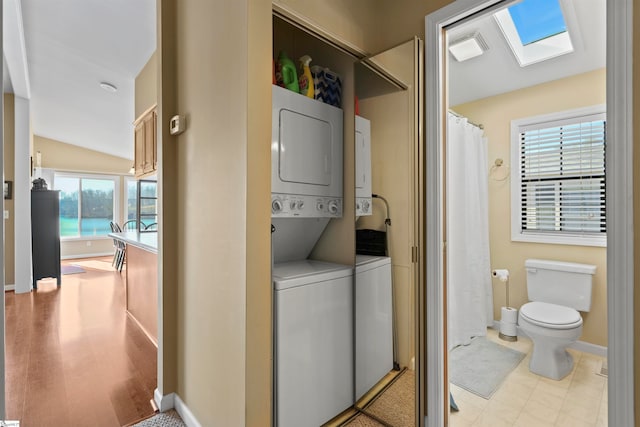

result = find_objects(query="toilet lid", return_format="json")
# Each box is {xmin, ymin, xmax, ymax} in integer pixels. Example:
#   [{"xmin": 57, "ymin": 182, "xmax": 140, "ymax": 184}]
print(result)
[{"xmin": 520, "ymin": 302, "xmax": 582, "ymax": 329}]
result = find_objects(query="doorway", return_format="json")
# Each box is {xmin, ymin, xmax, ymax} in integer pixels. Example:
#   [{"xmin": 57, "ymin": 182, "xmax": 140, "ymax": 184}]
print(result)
[{"xmin": 424, "ymin": 1, "xmax": 633, "ymax": 426}]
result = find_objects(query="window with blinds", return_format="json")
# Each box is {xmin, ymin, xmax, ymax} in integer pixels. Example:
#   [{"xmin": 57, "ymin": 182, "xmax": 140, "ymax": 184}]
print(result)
[{"xmin": 510, "ymin": 107, "xmax": 606, "ymax": 246}]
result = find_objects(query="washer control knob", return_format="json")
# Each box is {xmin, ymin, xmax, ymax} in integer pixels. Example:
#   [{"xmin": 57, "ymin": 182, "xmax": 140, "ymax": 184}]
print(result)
[
  {"xmin": 361, "ymin": 200, "xmax": 370, "ymax": 213},
  {"xmin": 297, "ymin": 200, "xmax": 304, "ymax": 210},
  {"xmin": 328, "ymin": 200, "xmax": 339, "ymax": 215},
  {"xmin": 316, "ymin": 201, "xmax": 325, "ymax": 211},
  {"xmin": 290, "ymin": 201, "xmax": 296, "ymax": 210},
  {"xmin": 272, "ymin": 198, "xmax": 283, "ymax": 214}
]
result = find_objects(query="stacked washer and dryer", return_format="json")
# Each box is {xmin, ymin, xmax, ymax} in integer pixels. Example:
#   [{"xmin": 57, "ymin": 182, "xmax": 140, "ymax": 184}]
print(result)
[
  {"xmin": 271, "ymin": 85, "xmax": 352, "ymax": 427},
  {"xmin": 272, "ymin": 87, "xmax": 395, "ymax": 426}
]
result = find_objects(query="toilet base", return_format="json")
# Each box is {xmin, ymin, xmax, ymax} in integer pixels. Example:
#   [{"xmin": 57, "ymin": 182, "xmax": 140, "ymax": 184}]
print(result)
[{"xmin": 528, "ymin": 340, "xmax": 575, "ymax": 380}]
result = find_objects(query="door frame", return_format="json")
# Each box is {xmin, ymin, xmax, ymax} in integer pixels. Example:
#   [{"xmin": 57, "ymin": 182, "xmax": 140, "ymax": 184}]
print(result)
[{"xmin": 424, "ymin": 1, "xmax": 634, "ymax": 426}]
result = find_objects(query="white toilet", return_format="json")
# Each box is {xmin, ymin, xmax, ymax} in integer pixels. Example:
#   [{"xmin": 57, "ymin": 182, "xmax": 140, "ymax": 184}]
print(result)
[{"xmin": 518, "ymin": 259, "xmax": 596, "ymax": 380}]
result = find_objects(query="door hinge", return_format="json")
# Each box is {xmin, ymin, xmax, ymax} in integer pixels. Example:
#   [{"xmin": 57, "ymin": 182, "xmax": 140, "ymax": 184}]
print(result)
[{"xmin": 411, "ymin": 246, "xmax": 418, "ymax": 263}]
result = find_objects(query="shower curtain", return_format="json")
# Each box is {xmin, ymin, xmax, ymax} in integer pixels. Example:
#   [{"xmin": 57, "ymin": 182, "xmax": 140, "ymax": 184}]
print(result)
[{"xmin": 446, "ymin": 113, "xmax": 493, "ymax": 350}]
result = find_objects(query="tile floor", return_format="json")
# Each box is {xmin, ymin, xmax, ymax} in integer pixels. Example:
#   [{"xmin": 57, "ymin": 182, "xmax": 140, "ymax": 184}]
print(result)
[{"xmin": 449, "ymin": 329, "xmax": 607, "ymax": 427}]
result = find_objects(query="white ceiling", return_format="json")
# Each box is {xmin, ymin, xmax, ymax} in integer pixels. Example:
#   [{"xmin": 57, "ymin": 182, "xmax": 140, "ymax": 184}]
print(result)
[
  {"xmin": 448, "ymin": 0, "xmax": 606, "ymax": 106},
  {"xmin": 11, "ymin": 0, "xmax": 156, "ymax": 160}
]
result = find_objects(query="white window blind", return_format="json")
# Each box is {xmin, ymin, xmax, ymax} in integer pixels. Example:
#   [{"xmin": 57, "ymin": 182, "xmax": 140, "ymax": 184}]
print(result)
[{"xmin": 518, "ymin": 112, "xmax": 606, "ymax": 237}]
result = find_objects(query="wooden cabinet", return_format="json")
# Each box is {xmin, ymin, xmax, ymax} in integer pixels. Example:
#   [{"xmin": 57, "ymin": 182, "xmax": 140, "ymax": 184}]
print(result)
[
  {"xmin": 31, "ymin": 190, "xmax": 61, "ymax": 289},
  {"xmin": 134, "ymin": 105, "xmax": 157, "ymax": 178}
]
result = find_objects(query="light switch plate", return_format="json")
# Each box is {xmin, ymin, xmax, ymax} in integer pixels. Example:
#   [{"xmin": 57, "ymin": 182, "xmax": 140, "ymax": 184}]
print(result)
[{"xmin": 3, "ymin": 210, "xmax": 8, "ymax": 219}]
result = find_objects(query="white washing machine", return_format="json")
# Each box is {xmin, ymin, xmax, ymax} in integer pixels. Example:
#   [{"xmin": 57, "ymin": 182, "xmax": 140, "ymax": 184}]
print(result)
[
  {"xmin": 355, "ymin": 255, "xmax": 393, "ymax": 400},
  {"xmin": 273, "ymin": 260, "xmax": 353, "ymax": 427}
]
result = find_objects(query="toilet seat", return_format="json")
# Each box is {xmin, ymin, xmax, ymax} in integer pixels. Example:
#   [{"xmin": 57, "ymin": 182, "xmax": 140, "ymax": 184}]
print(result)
[{"xmin": 520, "ymin": 302, "xmax": 582, "ymax": 330}]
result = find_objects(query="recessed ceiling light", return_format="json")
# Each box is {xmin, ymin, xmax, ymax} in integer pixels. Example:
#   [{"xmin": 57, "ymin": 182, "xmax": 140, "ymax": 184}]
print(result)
[
  {"xmin": 99, "ymin": 82, "xmax": 118, "ymax": 93},
  {"xmin": 449, "ymin": 32, "xmax": 489, "ymax": 62}
]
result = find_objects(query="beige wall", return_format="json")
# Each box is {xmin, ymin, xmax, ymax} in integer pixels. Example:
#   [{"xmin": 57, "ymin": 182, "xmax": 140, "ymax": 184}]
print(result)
[
  {"xmin": 454, "ymin": 69, "xmax": 607, "ymax": 347},
  {"xmin": 34, "ymin": 135, "xmax": 132, "ymax": 258},
  {"xmin": 34, "ymin": 135, "xmax": 132, "ymax": 174},
  {"xmin": 4, "ymin": 94, "xmax": 15, "ymax": 285},
  {"xmin": 273, "ymin": 0, "xmax": 380, "ymax": 55},
  {"xmin": 167, "ymin": 0, "xmax": 271, "ymax": 425},
  {"xmin": 135, "ymin": 52, "xmax": 158, "ymax": 120}
]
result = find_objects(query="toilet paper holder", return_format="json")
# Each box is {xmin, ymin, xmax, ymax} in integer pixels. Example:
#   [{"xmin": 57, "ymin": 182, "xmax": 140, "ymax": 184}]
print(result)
[{"xmin": 492, "ymin": 268, "xmax": 517, "ymax": 342}]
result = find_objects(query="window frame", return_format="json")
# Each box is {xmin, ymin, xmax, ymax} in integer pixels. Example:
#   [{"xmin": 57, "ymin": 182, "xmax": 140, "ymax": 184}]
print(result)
[
  {"xmin": 54, "ymin": 172, "xmax": 122, "ymax": 241},
  {"xmin": 510, "ymin": 104, "xmax": 607, "ymax": 247},
  {"xmin": 124, "ymin": 175, "xmax": 138, "ymax": 223}
]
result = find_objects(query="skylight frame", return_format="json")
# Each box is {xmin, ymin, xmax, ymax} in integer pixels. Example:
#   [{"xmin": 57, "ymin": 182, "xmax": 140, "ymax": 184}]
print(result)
[{"xmin": 494, "ymin": 0, "xmax": 575, "ymax": 67}]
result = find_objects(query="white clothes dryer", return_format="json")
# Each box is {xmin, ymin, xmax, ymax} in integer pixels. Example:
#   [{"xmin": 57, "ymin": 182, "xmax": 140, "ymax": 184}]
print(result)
[{"xmin": 273, "ymin": 259, "xmax": 353, "ymax": 427}]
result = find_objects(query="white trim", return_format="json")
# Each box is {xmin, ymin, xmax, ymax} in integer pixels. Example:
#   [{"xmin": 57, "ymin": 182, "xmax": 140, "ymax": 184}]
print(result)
[
  {"xmin": 153, "ymin": 389, "xmax": 175, "ymax": 412},
  {"xmin": 4, "ymin": 285, "xmax": 15, "ymax": 292},
  {"xmin": 425, "ymin": 1, "xmax": 633, "ymax": 426},
  {"xmin": 150, "ymin": 391, "xmax": 202, "ymax": 427},
  {"xmin": 61, "ymin": 252, "xmax": 112, "ymax": 260},
  {"xmin": 570, "ymin": 340, "xmax": 607, "ymax": 358},
  {"xmin": 492, "ymin": 320, "xmax": 608, "ymax": 358},
  {"xmin": 174, "ymin": 394, "xmax": 202, "ymax": 427},
  {"xmin": 61, "ymin": 236, "xmax": 111, "ymax": 242},
  {"xmin": 3, "ymin": 0, "xmax": 30, "ymax": 98},
  {"xmin": 14, "ymin": 97, "xmax": 32, "ymax": 294},
  {"xmin": 606, "ymin": 0, "xmax": 634, "ymax": 424}
]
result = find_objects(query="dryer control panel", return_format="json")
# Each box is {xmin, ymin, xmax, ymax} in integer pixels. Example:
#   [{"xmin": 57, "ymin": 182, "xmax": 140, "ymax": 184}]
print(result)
[{"xmin": 271, "ymin": 194, "xmax": 342, "ymax": 218}]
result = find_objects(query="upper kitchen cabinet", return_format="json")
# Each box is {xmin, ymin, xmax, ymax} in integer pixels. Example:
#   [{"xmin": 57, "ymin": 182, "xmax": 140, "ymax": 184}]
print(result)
[{"xmin": 134, "ymin": 105, "xmax": 157, "ymax": 178}]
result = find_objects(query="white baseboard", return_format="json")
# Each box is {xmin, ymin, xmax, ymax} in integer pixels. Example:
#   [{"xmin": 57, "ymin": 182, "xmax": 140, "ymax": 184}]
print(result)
[
  {"xmin": 569, "ymin": 340, "xmax": 608, "ymax": 358},
  {"xmin": 153, "ymin": 390, "xmax": 202, "ymax": 427},
  {"xmin": 4, "ymin": 284, "xmax": 15, "ymax": 292},
  {"xmin": 175, "ymin": 393, "xmax": 202, "ymax": 427},
  {"xmin": 493, "ymin": 319, "xmax": 608, "ymax": 358},
  {"xmin": 61, "ymin": 252, "xmax": 112, "ymax": 260},
  {"xmin": 154, "ymin": 389, "xmax": 175, "ymax": 412}
]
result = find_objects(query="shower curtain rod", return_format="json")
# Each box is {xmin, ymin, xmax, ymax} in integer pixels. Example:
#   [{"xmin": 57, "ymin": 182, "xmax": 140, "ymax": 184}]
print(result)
[{"xmin": 448, "ymin": 110, "xmax": 484, "ymax": 129}]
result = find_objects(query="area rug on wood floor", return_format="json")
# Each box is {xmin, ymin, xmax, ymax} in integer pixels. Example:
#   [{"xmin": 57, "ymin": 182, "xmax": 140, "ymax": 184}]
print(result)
[
  {"xmin": 72, "ymin": 260, "xmax": 116, "ymax": 272},
  {"xmin": 130, "ymin": 410, "xmax": 185, "ymax": 427},
  {"xmin": 61, "ymin": 265, "xmax": 86, "ymax": 275},
  {"xmin": 449, "ymin": 336, "xmax": 525, "ymax": 399}
]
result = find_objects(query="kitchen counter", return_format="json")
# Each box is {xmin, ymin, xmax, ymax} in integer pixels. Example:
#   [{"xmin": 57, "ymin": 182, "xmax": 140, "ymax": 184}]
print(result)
[
  {"xmin": 108, "ymin": 231, "xmax": 157, "ymax": 253},
  {"xmin": 109, "ymin": 231, "xmax": 158, "ymax": 345}
]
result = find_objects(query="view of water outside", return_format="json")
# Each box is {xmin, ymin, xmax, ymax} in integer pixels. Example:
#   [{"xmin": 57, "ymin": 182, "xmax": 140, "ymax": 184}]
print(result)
[
  {"xmin": 127, "ymin": 179, "xmax": 138, "ymax": 220},
  {"xmin": 56, "ymin": 176, "xmax": 115, "ymax": 238}
]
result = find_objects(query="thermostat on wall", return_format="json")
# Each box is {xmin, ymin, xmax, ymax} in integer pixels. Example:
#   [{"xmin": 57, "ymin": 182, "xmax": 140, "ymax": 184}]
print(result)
[{"xmin": 170, "ymin": 115, "xmax": 186, "ymax": 135}]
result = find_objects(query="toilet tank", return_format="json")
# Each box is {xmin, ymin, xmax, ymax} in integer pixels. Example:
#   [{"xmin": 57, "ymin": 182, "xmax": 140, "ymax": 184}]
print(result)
[{"xmin": 525, "ymin": 259, "xmax": 596, "ymax": 312}]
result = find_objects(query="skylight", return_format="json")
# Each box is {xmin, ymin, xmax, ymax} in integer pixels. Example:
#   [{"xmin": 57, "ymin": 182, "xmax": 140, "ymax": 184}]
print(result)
[
  {"xmin": 508, "ymin": 0, "xmax": 567, "ymax": 45},
  {"xmin": 494, "ymin": 0, "xmax": 574, "ymax": 67}
]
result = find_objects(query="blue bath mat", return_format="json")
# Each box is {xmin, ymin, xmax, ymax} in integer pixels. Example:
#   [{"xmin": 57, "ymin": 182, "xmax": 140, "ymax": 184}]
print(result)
[{"xmin": 449, "ymin": 336, "xmax": 525, "ymax": 399}]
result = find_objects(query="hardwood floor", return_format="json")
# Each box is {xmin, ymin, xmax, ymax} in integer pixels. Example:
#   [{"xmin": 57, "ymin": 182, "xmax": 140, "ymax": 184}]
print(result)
[{"xmin": 5, "ymin": 257, "xmax": 157, "ymax": 427}]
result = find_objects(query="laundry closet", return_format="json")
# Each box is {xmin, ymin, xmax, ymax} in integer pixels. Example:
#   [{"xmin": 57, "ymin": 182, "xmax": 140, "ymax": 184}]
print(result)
[{"xmin": 271, "ymin": 11, "xmax": 422, "ymax": 427}]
